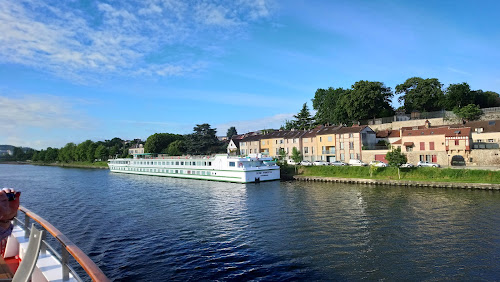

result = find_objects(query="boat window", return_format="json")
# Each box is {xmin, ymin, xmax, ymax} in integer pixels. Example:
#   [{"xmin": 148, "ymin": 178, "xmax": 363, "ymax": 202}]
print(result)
[
  {"xmin": 208, "ymin": 162, "xmax": 212, "ymax": 166},
  {"xmin": 176, "ymin": 161, "xmax": 179, "ymax": 165},
  {"xmin": 229, "ymin": 162, "xmax": 235, "ymax": 167}
]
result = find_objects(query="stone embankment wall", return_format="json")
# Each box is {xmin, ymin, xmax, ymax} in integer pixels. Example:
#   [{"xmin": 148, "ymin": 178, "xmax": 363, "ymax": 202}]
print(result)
[
  {"xmin": 469, "ymin": 149, "xmax": 500, "ymax": 166},
  {"xmin": 294, "ymin": 176, "xmax": 500, "ymax": 190}
]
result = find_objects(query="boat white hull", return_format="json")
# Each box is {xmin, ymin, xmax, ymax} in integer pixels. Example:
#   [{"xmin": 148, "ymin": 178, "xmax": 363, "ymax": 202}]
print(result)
[{"xmin": 109, "ymin": 167, "xmax": 280, "ymax": 183}]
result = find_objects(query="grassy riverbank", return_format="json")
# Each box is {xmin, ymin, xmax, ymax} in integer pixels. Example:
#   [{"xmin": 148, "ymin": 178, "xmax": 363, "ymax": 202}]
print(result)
[
  {"xmin": 293, "ymin": 165, "xmax": 500, "ymax": 184},
  {"xmin": 33, "ymin": 161, "xmax": 109, "ymax": 169}
]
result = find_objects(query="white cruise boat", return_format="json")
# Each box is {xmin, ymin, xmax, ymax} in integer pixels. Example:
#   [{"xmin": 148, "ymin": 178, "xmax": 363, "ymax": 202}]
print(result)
[{"xmin": 108, "ymin": 154, "xmax": 280, "ymax": 183}]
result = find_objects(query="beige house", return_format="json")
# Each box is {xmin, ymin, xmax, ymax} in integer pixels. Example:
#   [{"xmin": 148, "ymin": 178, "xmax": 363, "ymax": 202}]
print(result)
[
  {"xmin": 336, "ymin": 126, "xmax": 376, "ymax": 163},
  {"xmin": 239, "ymin": 134, "xmax": 261, "ymax": 156},
  {"xmin": 128, "ymin": 144, "xmax": 144, "ymax": 155}
]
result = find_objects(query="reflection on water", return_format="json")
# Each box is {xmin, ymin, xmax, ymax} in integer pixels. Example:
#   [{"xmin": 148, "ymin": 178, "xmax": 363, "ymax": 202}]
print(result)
[{"xmin": 1, "ymin": 164, "xmax": 499, "ymax": 281}]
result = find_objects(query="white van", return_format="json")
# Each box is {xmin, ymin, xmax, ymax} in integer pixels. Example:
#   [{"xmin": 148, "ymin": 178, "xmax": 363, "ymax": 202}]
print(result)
[{"xmin": 348, "ymin": 159, "xmax": 367, "ymax": 166}]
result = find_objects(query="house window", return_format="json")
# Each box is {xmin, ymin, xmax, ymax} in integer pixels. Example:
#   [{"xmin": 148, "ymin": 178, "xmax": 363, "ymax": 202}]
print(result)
[
  {"xmin": 349, "ymin": 133, "xmax": 353, "ymax": 138},
  {"xmin": 341, "ymin": 153, "xmax": 345, "ymax": 161},
  {"xmin": 420, "ymin": 142, "xmax": 425, "ymax": 150},
  {"xmin": 340, "ymin": 142, "xmax": 344, "ymax": 149},
  {"xmin": 419, "ymin": 155, "xmax": 424, "ymax": 162},
  {"xmin": 312, "ymin": 147, "xmax": 314, "ymax": 154},
  {"xmin": 429, "ymin": 142, "xmax": 434, "ymax": 150},
  {"xmin": 262, "ymin": 140, "xmax": 265, "ymax": 145},
  {"xmin": 349, "ymin": 142, "xmax": 354, "ymax": 149},
  {"xmin": 350, "ymin": 153, "xmax": 355, "ymax": 159},
  {"xmin": 426, "ymin": 155, "xmax": 431, "ymax": 162},
  {"xmin": 328, "ymin": 136, "xmax": 332, "ymax": 142},
  {"xmin": 406, "ymin": 146, "xmax": 413, "ymax": 152},
  {"xmin": 432, "ymin": 155, "xmax": 437, "ymax": 162},
  {"xmin": 488, "ymin": 139, "xmax": 495, "ymax": 143},
  {"xmin": 304, "ymin": 138, "xmax": 309, "ymax": 143},
  {"xmin": 320, "ymin": 137, "xmax": 322, "ymax": 142},
  {"xmin": 304, "ymin": 147, "xmax": 309, "ymax": 154},
  {"xmin": 455, "ymin": 140, "xmax": 459, "ymax": 146}
]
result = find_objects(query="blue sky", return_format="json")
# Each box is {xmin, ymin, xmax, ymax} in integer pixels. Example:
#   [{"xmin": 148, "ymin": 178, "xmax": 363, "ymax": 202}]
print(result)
[{"xmin": 1, "ymin": 0, "xmax": 499, "ymax": 149}]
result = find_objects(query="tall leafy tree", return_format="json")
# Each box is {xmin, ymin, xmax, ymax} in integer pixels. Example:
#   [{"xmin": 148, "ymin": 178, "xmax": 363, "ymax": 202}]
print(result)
[
  {"xmin": 342, "ymin": 81, "xmax": 394, "ymax": 121},
  {"xmin": 473, "ymin": 90, "xmax": 500, "ymax": 108},
  {"xmin": 444, "ymin": 82, "xmax": 473, "ymax": 110},
  {"xmin": 95, "ymin": 144, "xmax": 109, "ymax": 161},
  {"xmin": 396, "ymin": 77, "xmax": 444, "ymax": 113},
  {"xmin": 166, "ymin": 140, "xmax": 186, "ymax": 156},
  {"xmin": 312, "ymin": 87, "xmax": 345, "ymax": 125},
  {"xmin": 226, "ymin": 126, "xmax": 238, "ymax": 139},
  {"xmin": 185, "ymin": 123, "xmax": 223, "ymax": 155},
  {"xmin": 145, "ymin": 133, "xmax": 183, "ymax": 154}
]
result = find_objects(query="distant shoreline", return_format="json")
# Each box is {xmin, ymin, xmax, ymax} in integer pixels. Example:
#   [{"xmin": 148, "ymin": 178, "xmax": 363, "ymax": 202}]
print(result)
[{"xmin": 0, "ymin": 161, "xmax": 108, "ymax": 169}]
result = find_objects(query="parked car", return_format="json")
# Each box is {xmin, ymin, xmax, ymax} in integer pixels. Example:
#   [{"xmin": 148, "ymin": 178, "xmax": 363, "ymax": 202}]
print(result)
[
  {"xmin": 400, "ymin": 163, "xmax": 414, "ymax": 168},
  {"xmin": 369, "ymin": 160, "xmax": 388, "ymax": 167},
  {"xmin": 348, "ymin": 159, "xmax": 368, "ymax": 166},
  {"xmin": 300, "ymin": 160, "xmax": 312, "ymax": 166},
  {"xmin": 417, "ymin": 161, "xmax": 440, "ymax": 167},
  {"xmin": 287, "ymin": 159, "xmax": 297, "ymax": 165},
  {"xmin": 313, "ymin": 160, "xmax": 329, "ymax": 166},
  {"xmin": 329, "ymin": 161, "xmax": 348, "ymax": 166}
]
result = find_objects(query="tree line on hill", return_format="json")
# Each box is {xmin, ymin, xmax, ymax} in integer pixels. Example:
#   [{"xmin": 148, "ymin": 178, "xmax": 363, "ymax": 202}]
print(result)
[
  {"xmin": 143, "ymin": 124, "xmax": 234, "ymax": 155},
  {"xmin": 283, "ymin": 77, "xmax": 500, "ymax": 130},
  {"xmin": 1, "ymin": 124, "xmax": 238, "ymax": 163}
]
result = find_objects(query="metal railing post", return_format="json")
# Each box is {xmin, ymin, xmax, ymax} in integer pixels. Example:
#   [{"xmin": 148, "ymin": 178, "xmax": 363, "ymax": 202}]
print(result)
[
  {"xmin": 24, "ymin": 215, "xmax": 30, "ymax": 238},
  {"xmin": 61, "ymin": 246, "xmax": 70, "ymax": 281},
  {"xmin": 40, "ymin": 232, "xmax": 47, "ymax": 255}
]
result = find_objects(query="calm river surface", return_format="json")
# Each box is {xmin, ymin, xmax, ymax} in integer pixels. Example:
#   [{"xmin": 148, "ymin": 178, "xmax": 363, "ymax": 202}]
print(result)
[{"xmin": 1, "ymin": 164, "xmax": 499, "ymax": 281}]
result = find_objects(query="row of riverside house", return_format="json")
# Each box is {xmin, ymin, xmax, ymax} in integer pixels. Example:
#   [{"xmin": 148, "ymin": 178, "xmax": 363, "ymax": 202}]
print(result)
[
  {"xmin": 228, "ymin": 119, "xmax": 500, "ymax": 167},
  {"xmin": 229, "ymin": 125, "xmax": 377, "ymax": 164}
]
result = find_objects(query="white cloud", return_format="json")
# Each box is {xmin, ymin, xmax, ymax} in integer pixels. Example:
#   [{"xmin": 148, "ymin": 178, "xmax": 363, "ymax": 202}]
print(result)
[
  {"xmin": 0, "ymin": 0, "xmax": 274, "ymax": 82},
  {"xmin": 0, "ymin": 95, "xmax": 88, "ymax": 130},
  {"xmin": 0, "ymin": 94, "xmax": 94, "ymax": 149}
]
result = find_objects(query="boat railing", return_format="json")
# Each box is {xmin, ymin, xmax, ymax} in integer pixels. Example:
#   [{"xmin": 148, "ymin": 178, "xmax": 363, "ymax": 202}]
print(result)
[{"xmin": 14, "ymin": 205, "xmax": 109, "ymax": 282}]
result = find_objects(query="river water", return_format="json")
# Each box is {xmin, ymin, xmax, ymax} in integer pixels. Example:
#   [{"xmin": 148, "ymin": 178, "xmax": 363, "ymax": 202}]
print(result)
[{"xmin": 0, "ymin": 164, "xmax": 499, "ymax": 281}]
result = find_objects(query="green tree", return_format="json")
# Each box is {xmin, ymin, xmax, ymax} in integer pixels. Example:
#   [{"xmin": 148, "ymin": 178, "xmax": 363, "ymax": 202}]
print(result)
[
  {"xmin": 293, "ymin": 103, "xmax": 314, "ymax": 130},
  {"xmin": 109, "ymin": 144, "xmax": 119, "ymax": 157},
  {"xmin": 385, "ymin": 147, "xmax": 408, "ymax": 179},
  {"xmin": 226, "ymin": 127, "xmax": 238, "ymax": 139},
  {"xmin": 343, "ymin": 81, "xmax": 394, "ymax": 121},
  {"xmin": 453, "ymin": 104, "xmax": 483, "ymax": 122},
  {"xmin": 444, "ymin": 82, "xmax": 473, "ymax": 110},
  {"xmin": 145, "ymin": 133, "xmax": 183, "ymax": 154},
  {"xmin": 95, "ymin": 144, "xmax": 109, "ymax": 161},
  {"xmin": 396, "ymin": 77, "xmax": 444, "ymax": 113},
  {"xmin": 44, "ymin": 147, "xmax": 58, "ymax": 162},
  {"xmin": 473, "ymin": 90, "xmax": 500, "ymax": 108},
  {"xmin": 185, "ymin": 124, "xmax": 223, "ymax": 155},
  {"xmin": 166, "ymin": 140, "xmax": 186, "ymax": 156},
  {"xmin": 291, "ymin": 147, "xmax": 302, "ymax": 164},
  {"xmin": 75, "ymin": 140, "xmax": 93, "ymax": 161},
  {"xmin": 312, "ymin": 87, "xmax": 348, "ymax": 125},
  {"xmin": 86, "ymin": 143, "xmax": 97, "ymax": 162},
  {"xmin": 281, "ymin": 119, "xmax": 297, "ymax": 130},
  {"xmin": 58, "ymin": 142, "xmax": 76, "ymax": 162}
]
